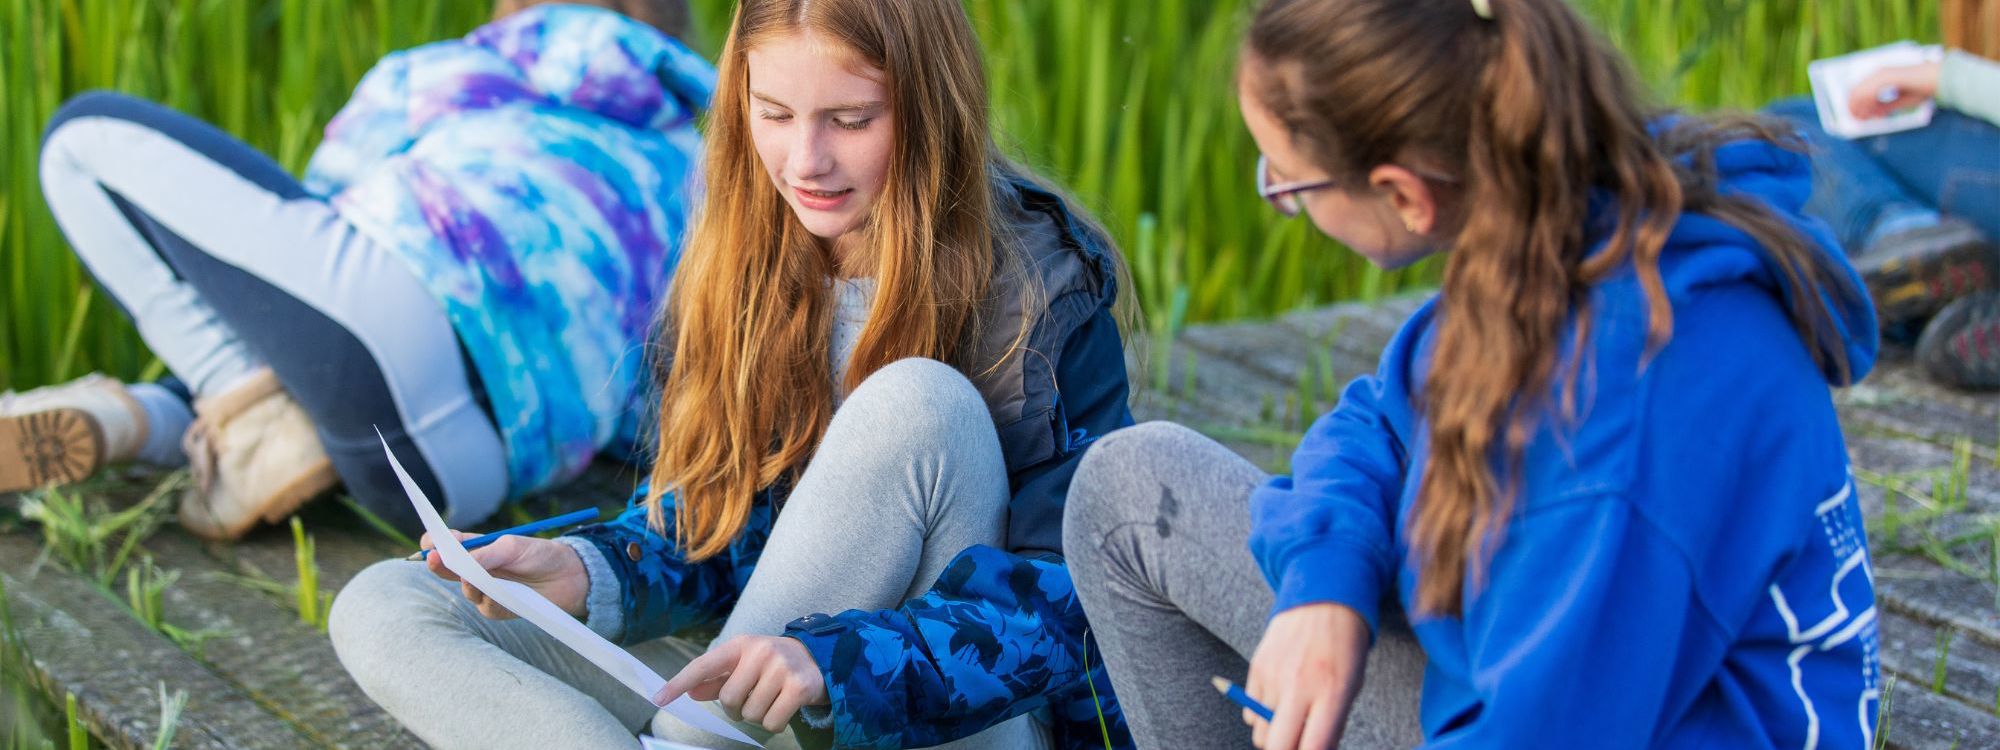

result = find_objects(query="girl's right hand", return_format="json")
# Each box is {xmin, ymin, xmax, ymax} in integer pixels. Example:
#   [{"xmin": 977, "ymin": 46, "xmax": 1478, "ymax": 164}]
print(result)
[
  {"xmin": 1244, "ymin": 602, "xmax": 1371, "ymax": 750},
  {"xmin": 420, "ymin": 531, "xmax": 591, "ymax": 620},
  {"xmin": 1848, "ymin": 61, "xmax": 1942, "ymax": 120}
]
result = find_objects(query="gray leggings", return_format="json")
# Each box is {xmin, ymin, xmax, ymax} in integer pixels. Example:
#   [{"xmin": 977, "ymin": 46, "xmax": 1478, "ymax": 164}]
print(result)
[
  {"xmin": 329, "ymin": 359, "xmax": 1051, "ymax": 749},
  {"xmin": 1062, "ymin": 422, "xmax": 1426, "ymax": 750}
]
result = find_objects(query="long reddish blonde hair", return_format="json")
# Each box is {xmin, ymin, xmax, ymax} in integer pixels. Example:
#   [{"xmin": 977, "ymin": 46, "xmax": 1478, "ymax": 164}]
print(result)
[{"xmin": 648, "ymin": 0, "xmax": 1016, "ymax": 560}]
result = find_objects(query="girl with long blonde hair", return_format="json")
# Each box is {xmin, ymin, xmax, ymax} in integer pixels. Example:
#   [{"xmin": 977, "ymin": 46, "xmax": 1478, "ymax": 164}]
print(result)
[{"xmin": 331, "ymin": 1, "xmax": 1137, "ymax": 748}]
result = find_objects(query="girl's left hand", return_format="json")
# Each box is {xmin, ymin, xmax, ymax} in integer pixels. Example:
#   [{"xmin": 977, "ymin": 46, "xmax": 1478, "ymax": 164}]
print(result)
[
  {"xmin": 1847, "ymin": 61, "xmax": 1942, "ymax": 120},
  {"xmin": 654, "ymin": 635, "xmax": 830, "ymax": 733},
  {"xmin": 1244, "ymin": 603, "xmax": 1370, "ymax": 750}
]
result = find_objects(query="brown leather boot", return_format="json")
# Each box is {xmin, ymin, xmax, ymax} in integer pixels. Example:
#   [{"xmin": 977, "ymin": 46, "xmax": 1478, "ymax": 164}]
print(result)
[
  {"xmin": 178, "ymin": 369, "xmax": 338, "ymax": 540},
  {"xmin": 0, "ymin": 374, "xmax": 146, "ymax": 493}
]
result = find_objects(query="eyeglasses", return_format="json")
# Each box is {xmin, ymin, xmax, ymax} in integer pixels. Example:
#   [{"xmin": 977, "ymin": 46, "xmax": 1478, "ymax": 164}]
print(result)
[
  {"xmin": 1255, "ymin": 155, "xmax": 1462, "ymax": 218},
  {"xmin": 1256, "ymin": 154, "xmax": 1337, "ymax": 218}
]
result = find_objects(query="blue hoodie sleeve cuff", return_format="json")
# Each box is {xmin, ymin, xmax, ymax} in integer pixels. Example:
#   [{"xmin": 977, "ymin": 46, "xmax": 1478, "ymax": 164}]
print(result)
[
  {"xmin": 557, "ymin": 536, "xmax": 626, "ymax": 643},
  {"xmin": 1271, "ymin": 542, "xmax": 1384, "ymax": 639}
]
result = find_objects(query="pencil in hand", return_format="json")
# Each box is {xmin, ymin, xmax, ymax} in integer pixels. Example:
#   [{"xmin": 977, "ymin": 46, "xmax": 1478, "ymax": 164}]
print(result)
[
  {"xmin": 1211, "ymin": 676, "xmax": 1274, "ymax": 721},
  {"xmin": 406, "ymin": 507, "xmax": 601, "ymax": 561}
]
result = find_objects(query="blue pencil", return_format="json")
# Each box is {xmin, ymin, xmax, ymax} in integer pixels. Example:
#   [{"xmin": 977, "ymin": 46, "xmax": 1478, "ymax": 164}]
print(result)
[
  {"xmin": 1210, "ymin": 676, "xmax": 1274, "ymax": 721},
  {"xmin": 407, "ymin": 507, "xmax": 602, "ymax": 561}
]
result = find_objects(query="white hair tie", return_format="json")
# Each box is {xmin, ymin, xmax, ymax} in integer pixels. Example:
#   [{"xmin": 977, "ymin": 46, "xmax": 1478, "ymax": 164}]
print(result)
[{"xmin": 1471, "ymin": 0, "xmax": 1493, "ymax": 20}]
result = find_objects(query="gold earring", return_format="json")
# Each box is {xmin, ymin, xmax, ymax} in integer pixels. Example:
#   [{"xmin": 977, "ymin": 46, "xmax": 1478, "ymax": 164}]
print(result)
[{"xmin": 1403, "ymin": 215, "xmax": 1420, "ymax": 234}]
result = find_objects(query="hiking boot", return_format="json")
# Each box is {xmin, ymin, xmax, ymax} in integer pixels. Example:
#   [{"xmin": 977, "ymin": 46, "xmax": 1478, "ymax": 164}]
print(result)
[
  {"xmin": 178, "ymin": 368, "xmax": 338, "ymax": 540},
  {"xmin": 1916, "ymin": 292, "xmax": 2000, "ymax": 390},
  {"xmin": 1854, "ymin": 218, "xmax": 1999, "ymax": 327},
  {"xmin": 0, "ymin": 374, "xmax": 146, "ymax": 493}
]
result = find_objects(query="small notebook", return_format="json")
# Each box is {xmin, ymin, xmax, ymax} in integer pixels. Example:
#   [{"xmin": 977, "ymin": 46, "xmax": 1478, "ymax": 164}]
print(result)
[{"xmin": 1808, "ymin": 41, "xmax": 1945, "ymax": 140}]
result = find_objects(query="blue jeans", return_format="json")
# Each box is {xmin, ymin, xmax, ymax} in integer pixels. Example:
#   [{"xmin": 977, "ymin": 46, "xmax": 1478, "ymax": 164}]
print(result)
[{"xmin": 1767, "ymin": 97, "xmax": 2000, "ymax": 254}]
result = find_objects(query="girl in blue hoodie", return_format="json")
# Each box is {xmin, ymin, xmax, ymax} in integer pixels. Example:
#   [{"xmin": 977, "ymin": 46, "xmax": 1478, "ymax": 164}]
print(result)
[{"xmin": 1064, "ymin": 1, "xmax": 1882, "ymax": 749}]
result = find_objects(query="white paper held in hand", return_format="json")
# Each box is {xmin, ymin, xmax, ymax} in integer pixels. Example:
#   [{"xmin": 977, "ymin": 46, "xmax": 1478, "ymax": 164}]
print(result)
[
  {"xmin": 377, "ymin": 430, "xmax": 760, "ymax": 747},
  {"xmin": 1807, "ymin": 41, "xmax": 1944, "ymax": 140},
  {"xmin": 641, "ymin": 736, "xmax": 717, "ymax": 750}
]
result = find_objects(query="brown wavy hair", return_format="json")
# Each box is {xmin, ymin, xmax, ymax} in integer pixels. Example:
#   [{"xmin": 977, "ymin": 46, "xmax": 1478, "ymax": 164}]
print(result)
[
  {"xmin": 647, "ymin": 0, "xmax": 1025, "ymax": 561},
  {"xmin": 1245, "ymin": 0, "xmax": 1860, "ymax": 616}
]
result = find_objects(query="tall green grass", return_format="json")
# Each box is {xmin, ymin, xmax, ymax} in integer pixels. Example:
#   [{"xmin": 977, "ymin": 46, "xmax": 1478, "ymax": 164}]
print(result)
[
  {"xmin": 0, "ymin": 0, "xmax": 490, "ymax": 392},
  {"xmin": 0, "ymin": 0, "xmax": 1944, "ymax": 390}
]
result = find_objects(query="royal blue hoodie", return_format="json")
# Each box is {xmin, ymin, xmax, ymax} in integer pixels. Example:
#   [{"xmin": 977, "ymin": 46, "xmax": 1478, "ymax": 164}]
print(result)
[{"xmin": 1250, "ymin": 135, "xmax": 1883, "ymax": 748}]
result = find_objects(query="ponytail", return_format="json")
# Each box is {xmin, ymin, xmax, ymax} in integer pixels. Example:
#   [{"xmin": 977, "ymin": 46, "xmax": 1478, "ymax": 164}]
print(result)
[{"xmin": 1245, "ymin": 0, "xmax": 1855, "ymax": 616}]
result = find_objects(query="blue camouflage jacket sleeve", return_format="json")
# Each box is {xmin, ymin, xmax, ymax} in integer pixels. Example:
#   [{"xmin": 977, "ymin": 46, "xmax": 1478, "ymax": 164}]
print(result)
[
  {"xmin": 561, "ymin": 481, "xmax": 771, "ymax": 646},
  {"xmin": 780, "ymin": 308, "xmax": 1136, "ymax": 750}
]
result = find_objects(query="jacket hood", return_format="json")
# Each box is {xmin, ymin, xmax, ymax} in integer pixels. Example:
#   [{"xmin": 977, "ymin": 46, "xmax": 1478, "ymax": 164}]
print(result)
[
  {"xmin": 464, "ymin": 4, "xmax": 716, "ymax": 132},
  {"xmin": 1608, "ymin": 132, "xmax": 1879, "ymax": 385}
]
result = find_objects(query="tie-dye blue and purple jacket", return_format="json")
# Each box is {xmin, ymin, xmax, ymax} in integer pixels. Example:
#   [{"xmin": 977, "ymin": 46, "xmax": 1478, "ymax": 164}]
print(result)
[
  {"xmin": 564, "ymin": 179, "xmax": 1138, "ymax": 750},
  {"xmin": 302, "ymin": 5, "xmax": 713, "ymax": 516}
]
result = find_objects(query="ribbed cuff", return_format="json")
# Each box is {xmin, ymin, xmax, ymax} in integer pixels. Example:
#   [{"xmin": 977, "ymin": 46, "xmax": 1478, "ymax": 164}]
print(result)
[
  {"xmin": 796, "ymin": 705, "xmax": 835, "ymax": 729},
  {"xmin": 1271, "ymin": 541, "xmax": 1386, "ymax": 641},
  {"xmin": 557, "ymin": 536, "xmax": 626, "ymax": 643}
]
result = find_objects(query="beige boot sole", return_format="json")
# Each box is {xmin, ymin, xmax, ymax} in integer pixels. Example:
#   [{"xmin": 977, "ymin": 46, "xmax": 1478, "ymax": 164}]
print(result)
[{"xmin": 0, "ymin": 408, "xmax": 105, "ymax": 493}]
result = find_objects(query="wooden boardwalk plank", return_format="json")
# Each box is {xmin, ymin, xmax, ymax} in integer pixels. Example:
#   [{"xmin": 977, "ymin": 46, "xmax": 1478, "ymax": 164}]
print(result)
[
  {"xmin": 1853, "ymin": 363, "xmax": 2000, "ymax": 424},
  {"xmin": 216, "ymin": 502, "xmax": 416, "ymax": 599},
  {"xmin": 1879, "ymin": 682, "xmax": 2000, "ymax": 750},
  {"xmin": 1841, "ymin": 387, "xmax": 2000, "ymax": 456},
  {"xmin": 3, "ymin": 297, "xmax": 1996, "ymax": 747},
  {"xmin": 141, "ymin": 529, "xmax": 423, "ymax": 749},
  {"xmin": 1839, "ymin": 430, "xmax": 2000, "ymax": 659},
  {"xmin": 0, "ymin": 534, "xmax": 315, "ymax": 750},
  {"xmin": 1877, "ymin": 608, "xmax": 2000, "ymax": 725},
  {"xmin": 1877, "ymin": 553, "xmax": 2000, "ymax": 652}
]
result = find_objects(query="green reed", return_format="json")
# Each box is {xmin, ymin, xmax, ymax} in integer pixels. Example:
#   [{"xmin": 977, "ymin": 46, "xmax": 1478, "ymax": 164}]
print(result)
[{"xmin": 1, "ymin": 0, "xmax": 1946, "ymax": 390}]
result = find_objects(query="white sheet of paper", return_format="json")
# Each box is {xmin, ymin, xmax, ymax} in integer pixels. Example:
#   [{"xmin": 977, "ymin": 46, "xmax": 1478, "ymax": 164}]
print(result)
[
  {"xmin": 1808, "ymin": 41, "xmax": 1943, "ymax": 140},
  {"xmin": 640, "ymin": 736, "xmax": 715, "ymax": 750},
  {"xmin": 379, "ymin": 432, "xmax": 760, "ymax": 747}
]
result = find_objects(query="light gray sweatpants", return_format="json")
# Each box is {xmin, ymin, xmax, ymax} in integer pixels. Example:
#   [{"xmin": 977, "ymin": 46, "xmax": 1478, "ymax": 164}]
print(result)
[
  {"xmin": 1062, "ymin": 422, "xmax": 1426, "ymax": 750},
  {"xmin": 329, "ymin": 359, "xmax": 1052, "ymax": 750},
  {"xmin": 40, "ymin": 91, "xmax": 507, "ymax": 526}
]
